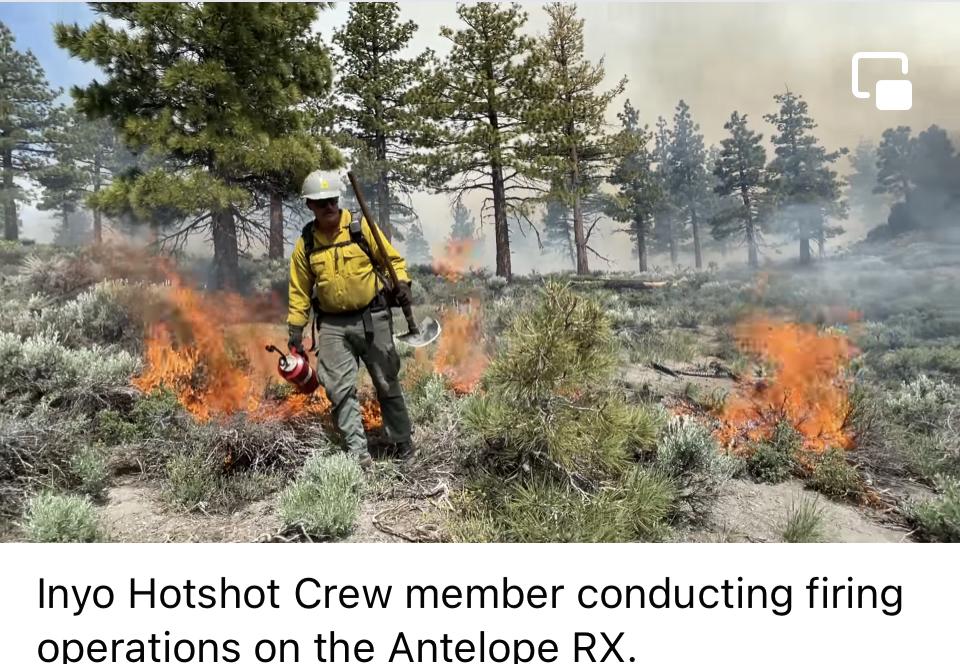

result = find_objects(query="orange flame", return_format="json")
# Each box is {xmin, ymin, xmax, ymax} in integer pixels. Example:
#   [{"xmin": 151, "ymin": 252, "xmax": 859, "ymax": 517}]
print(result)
[
  {"xmin": 360, "ymin": 397, "xmax": 383, "ymax": 430},
  {"xmin": 717, "ymin": 316, "xmax": 859, "ymax": 451},
  {"xmin": 131, "ymin": 266, "xmax": 387, "ymax": 424},
  {"xmin": 432, "ymin": 239, "xmax": 477, "ymax": 282},
  {"xmin": 434, "ymin": 300, "xmax": 487, "ymax": 394},
  {"xmin": 426, "ymin": 238, "xmax": 489, "ymax": 393}
]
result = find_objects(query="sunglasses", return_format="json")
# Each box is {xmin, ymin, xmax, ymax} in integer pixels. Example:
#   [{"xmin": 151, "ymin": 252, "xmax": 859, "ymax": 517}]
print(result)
[{"xmin": 312, "ymin": 197, "xmax": 339, "ymax": 209}]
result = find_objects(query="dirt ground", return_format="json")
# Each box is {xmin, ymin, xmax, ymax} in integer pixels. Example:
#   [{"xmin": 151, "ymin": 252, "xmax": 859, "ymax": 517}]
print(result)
[
  {"xmin": 92, "ymin": 474, "xmax": 910, "ymax": 544},
  {"xmin": 689, "ymin": 479, "xmax": 910, "ymax": 542},
  {"xmin": 95, "ymin": 473, "xmax": 444, "ymax": 544}
]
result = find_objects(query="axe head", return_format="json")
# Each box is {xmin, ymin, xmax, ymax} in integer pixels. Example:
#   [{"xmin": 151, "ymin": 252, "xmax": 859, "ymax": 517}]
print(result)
[{"xmin": 395, "ymin": 316, "xmax": 441, "ymax": 348}]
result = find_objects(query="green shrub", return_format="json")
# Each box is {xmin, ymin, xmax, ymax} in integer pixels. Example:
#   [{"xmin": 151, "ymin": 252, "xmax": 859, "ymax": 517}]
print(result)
[
  {"xmin": 22, "ymin": 491, "xmax": 106, "ymax": 542},
  {"xmin": 871, "ymin": 346, "xmax": 960, "ymax": 384},
  {"xmin": 906, "ymin": 476, "xmax": 960, "ymax": 542},
  {"xmin": 901, "ymin": 430, "xmax": 960, "ymax": 483},
  {"xmin": 463, "ymin": 282, "xmax": 658, "ymax": 478},
  {"xmin": 131, "ymin": 387, "xmax": 185, "ymax": 432},
  {"xmin": 95, "ymin": 410, "xmax": 140, "ymax": 446},
  {"xmin": 0, "ymin": 331, "xmax": 139, "ymax": 416},
  {"xmin": 626, "ymin": 328, "xmax": 698, "ymax": 364},
  {"xmin": 163, "ymin": 444, "xmax": 284, "ymax": 512},
  {"xmin": 616, "ymin": 468, "xmax": 677, "ymax": 541},
  {"xmin": 885, "ymin": 375, "xmax": 959, "ymax": 434},
  {"xmin": 806, "ymin": 448, "xmax": 862, "ymax": 500},
  {"xmin": 164, "ymin": 449, "xmax": 218, "ymax": 509},
  {"xmin": 780, "ymin": 495, "xmax": 824, "ymax": 543},
  {"xmin": 451, "ymin": 469, "xmax": 676, "ymax": 543},
  {"xmin": 655, "ymin": 417, "xmax": 740, "ymax": 520},
  {"xmin": 0, "ymin": 412, "xmax": 94, "ymax": 517},
  {"xmin": 278, "ymin": 453, "xmax": 363, "ymax": 539},
  {"xmin": 67, "ymin": 445, "xmax": 109, "ymax": 499},
  {"xmin": 408, "ymin": 373, "xmax": 456, "ymax": 423},
  {"xmin": 746, "ymin": 420, "xmax": 801, "ymax": 484}
]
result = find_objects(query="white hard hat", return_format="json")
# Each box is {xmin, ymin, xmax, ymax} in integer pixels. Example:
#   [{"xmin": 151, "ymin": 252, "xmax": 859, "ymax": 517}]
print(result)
[{"xmin": 301, "ymin": 170, "xmax": 342, "ymax": 200}]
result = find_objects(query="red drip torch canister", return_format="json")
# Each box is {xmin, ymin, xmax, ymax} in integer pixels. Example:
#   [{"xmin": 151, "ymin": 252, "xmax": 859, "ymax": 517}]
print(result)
[{"xmin": 265, "ymin": 345, "xmax": 320, "ymax": 394}]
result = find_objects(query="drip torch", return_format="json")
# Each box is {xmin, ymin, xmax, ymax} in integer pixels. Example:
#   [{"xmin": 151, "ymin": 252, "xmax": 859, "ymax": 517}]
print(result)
[{"xmin": 265, "ymin": 345, "xmax": 320, "ymax": 394}]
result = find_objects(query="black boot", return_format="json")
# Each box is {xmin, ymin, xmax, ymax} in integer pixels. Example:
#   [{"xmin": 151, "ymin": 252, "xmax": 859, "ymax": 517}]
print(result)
[{"xmin": 394, "ymin": 441, "xmax": 415, "ymax": 461}]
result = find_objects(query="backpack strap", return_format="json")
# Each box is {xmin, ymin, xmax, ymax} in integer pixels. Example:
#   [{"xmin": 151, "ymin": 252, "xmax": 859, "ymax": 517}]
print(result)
[{"xmin": 300, "ymin": 221, "xmax": 322, "ymax": 350}]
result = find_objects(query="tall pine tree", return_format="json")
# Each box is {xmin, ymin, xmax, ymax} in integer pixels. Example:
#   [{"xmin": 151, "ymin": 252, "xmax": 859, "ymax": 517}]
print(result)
[
  {"xmin": 665, "ymin": 100, "xmax": 709, "ymax": 269},
  {"xmin": 56, "ymin": 4, "xmax": 339, "ymax": 288},
  {"xmin": 0, "ymin": 22, "xmax": 58, "ymax": 241},
  {"xmin": 415, "ymin": 3, "xmax": 541, "ymax": 280},
  {"xmin": 529, "ymin": 3, "xmax": 626, "ymax": 274},
  {"xmin": 403, "ymin": 219, "xmax": 433, "ymax": 265},
  {"xmin": 847, "ymin": 139, "xmax": 887, "ymax": 229},
  {"xmin": 764, "ymin": 91, "xmax": 846, "ymax": 264},
  {"xmin": 449, "ymin": 198, "xmax": 477, "ymax": 243},
  {"xmin": 651, "ymin": 115, "xmax": 683, "ymax": 265},
  {"xmin": 608, "ymin": 100, "xmax": 660, "ymax": 272},
  {"xmin": 333, "ymin": 2, "xmax": 430, "ymax": 241},
  {"xmin": 712, "ymin": 111, "xmax": 767, "ymax": 268},
  {"xmin": 542, "ymin": 193, "xmax": 575, "ymax": 268},
  {"xmin": 40, "ymin": 106, "xmax": 128, "ymax": 244}
]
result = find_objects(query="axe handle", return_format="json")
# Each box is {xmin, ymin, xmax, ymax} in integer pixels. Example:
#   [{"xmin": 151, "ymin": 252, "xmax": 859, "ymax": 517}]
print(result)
[{"xmin": 346, "ymin": 171, "xmax": 420, "ymax": 336}]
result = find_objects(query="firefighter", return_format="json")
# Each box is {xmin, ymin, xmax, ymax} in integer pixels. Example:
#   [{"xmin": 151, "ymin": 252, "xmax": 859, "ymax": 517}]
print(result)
[{"xmin": 287, "ymin": 170, "xmax": 415, "ymax": 470}]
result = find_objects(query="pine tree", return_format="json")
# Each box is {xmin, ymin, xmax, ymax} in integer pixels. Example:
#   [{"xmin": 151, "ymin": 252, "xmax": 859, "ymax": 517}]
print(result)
[
  {"xmin": 403, "ymin": 220, "xmax": 433, "ymax": 265},
  {"xmin": 40, "ymin": 106, "xmax": 129, "ymax": 245},
  {"xmin": 876, "ymin": 125, "xmax": 960, "ymax": 234},
  {"xmin": 846, "ymin": 139, "xmax": 887, "ymax": 230},
  {"xmin": 875, "ymin": 126, "xmax": 913, "ymax": 203},
  {"xmin": 333, "ymin": 2, "xmax": 431, "ymax": 241},
  {"xmin": 542, "ymin": 193, "xmax": 575, "ymax": 268},
  {"xmin": 665, "ymin": 100, "xmax": 709, "ymax": 269},
  {"xmin": 0, "ymin": 22, "xmax": 58, "ymax": 241},
  {"xmin": 414, "ymin": 3, "xmax": 541, "ymax": 280},
  {"xmin": 608, "ymin": 100, "xmax": 660, "ymax": 272},
  {"xmin": 651, "ymin": 115, "xmax": 683, "ymax": 265},
  {"xmin": 764, "ymin": 91, "xmax": 846, "ymax": 264},
  {"xmin": 449, "ymin": 198, "xmax": 477, "ymax": 242},
  {"xmin": 36, "ymin": 144, "xmax": 87, "ymax": 246},
  {"xmin": 56, "ymin": 4, "xmax": 339, "ymax": 288},
  {"xmin": 712, "ymin": 111, "xmax": 767, "ymax": 268},
  {"xmin": 529, "ymin": 3, "xmax": 626, "ymax": 275}
]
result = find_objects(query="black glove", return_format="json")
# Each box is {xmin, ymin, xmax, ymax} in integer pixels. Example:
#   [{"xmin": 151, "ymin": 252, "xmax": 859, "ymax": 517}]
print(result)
[
  {"xmin": 392, "ymin": 281, "xmax": 413, "ymax": 308},
  {"xmin": 288, "ymin": 324, "xmax": 305, "ymax": 357}
]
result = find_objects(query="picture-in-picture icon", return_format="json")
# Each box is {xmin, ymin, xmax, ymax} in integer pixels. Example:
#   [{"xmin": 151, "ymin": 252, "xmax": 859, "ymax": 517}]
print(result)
[{"xmin": 852, "ymin": 52, "xmax": 912, "ymax": 110}]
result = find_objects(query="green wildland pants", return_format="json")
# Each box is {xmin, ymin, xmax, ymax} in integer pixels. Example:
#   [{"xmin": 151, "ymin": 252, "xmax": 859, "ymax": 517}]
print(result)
[{"xmin": 315, "ymin": 308, "xmax": 412, "ymax": 457}]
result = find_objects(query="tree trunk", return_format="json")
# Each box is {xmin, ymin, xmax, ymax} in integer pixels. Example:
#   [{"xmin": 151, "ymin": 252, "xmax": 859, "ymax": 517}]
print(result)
[
  {"xmin": 268, "ymin": 192, "xmax": 283, "ymax": 259},
  {"xmin": 569, "ymin": 140, "xmax": 589, "ymax": 275},
  {"xmin": 691, "ymin": 207, "xmax": 702, "ymax": 269},
  {"xmin": 746, "ymin": 221, "xmax": 759, "ymax": 268},
  {"xmin": 572, "ymin": 192, "xmax": 589, "ymax": 274},
  {"xmin": 93, "ymin": 151, "xmax": 102, "ymax": 244},
  {"xmin": 636, "ymin": 219, "xmax": 648, "ymax": 272},
  {"xmin": 799, "ymin": 237, "xmax": 811, "ymax": 265},
  {"xmin": 668, "ymin": 216, "xmax": 678, "ymax": 265},
  {"xmin": 491, "ymin": 163, "xmax": 511, "ymax": 279},
  {"xmin": 2, "ymin": 148, "xmax": 17, "ymax": 242},
  {"xmin": 377, "ymin": 159, "xmax": 392, "ymax": 241},
  {"xmin": 212, "ymin": 208, "xmax": 240, "ymax": 290}
]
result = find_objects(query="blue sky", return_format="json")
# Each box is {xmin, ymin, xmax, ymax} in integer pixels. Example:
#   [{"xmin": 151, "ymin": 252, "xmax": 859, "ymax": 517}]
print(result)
[{"xmin": 0, "ymin": 3, "xmax": 100, "ymax": 100}]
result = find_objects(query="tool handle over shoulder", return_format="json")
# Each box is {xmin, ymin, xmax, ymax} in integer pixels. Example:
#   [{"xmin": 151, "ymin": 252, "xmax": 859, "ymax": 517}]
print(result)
[{"xmin": 347, "ymin": 171, "xmax": 399, "ymax": 288}]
